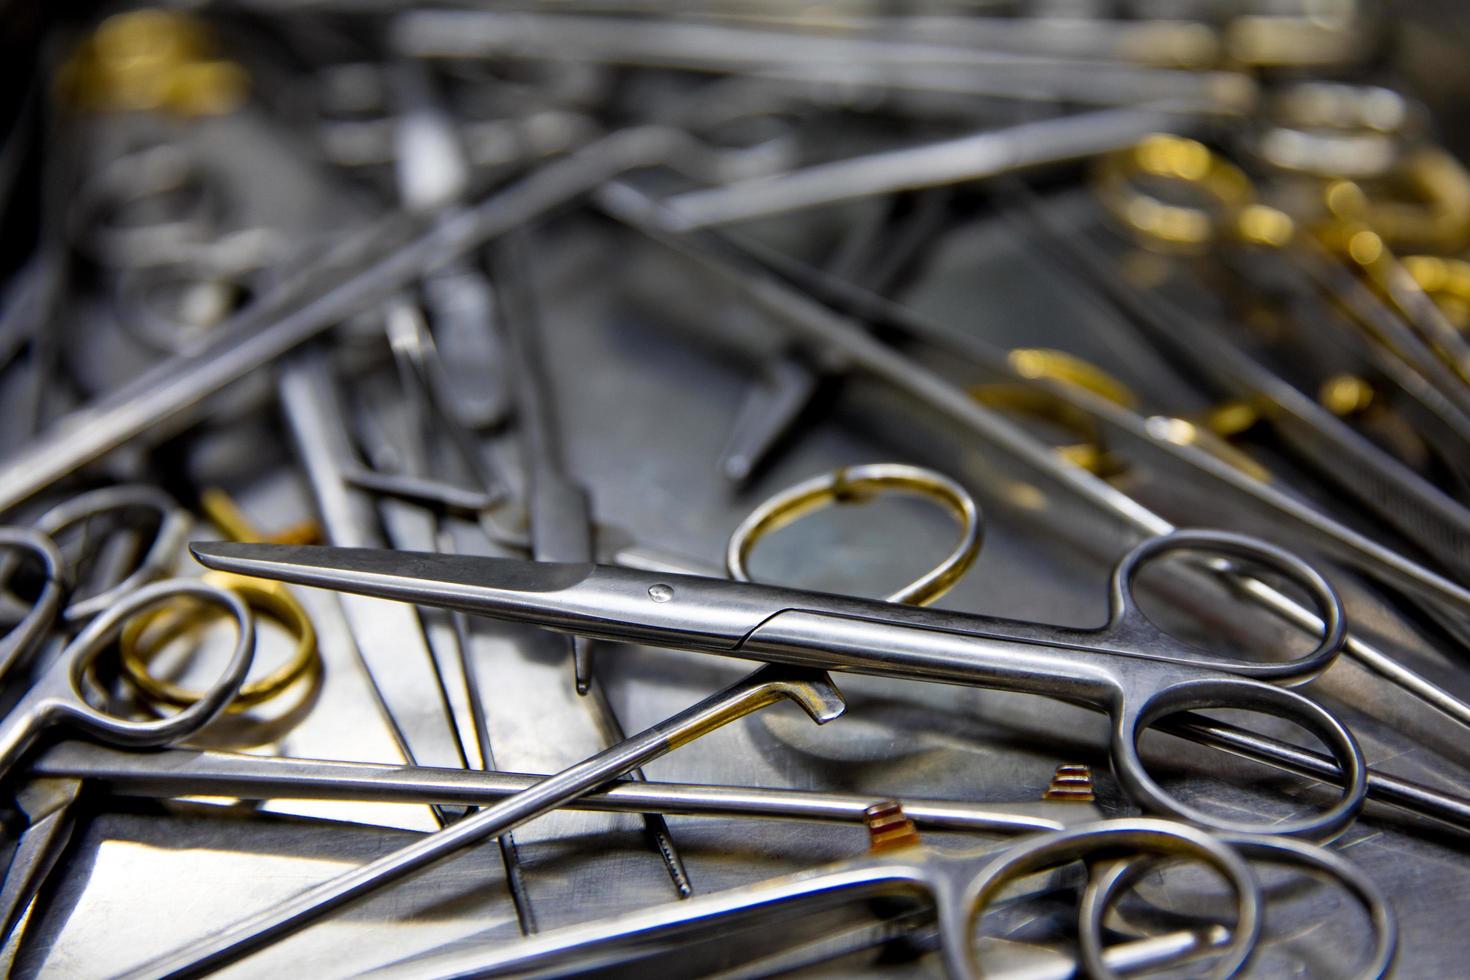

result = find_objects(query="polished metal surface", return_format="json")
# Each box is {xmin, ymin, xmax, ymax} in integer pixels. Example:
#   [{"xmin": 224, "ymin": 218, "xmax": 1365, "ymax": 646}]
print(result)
[
  {"xmin": 3, "ymin": 212, "xmax": 1444, "ymax": 978},
  {"xmin": 3, "ymin": 5, "xmax": 1470, "ymax": 978},
  {"xmin": 125, "ymin": 665, "xmax": 847, "ymax": 978}
]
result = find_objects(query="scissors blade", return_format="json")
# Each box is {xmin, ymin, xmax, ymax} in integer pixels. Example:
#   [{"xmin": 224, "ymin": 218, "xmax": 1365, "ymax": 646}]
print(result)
[{"xmin": 189, "ymin": 542, "xmax": 799, "ymax": 651}]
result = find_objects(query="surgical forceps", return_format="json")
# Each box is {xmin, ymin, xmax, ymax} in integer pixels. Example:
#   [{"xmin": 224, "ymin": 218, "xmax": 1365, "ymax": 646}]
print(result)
[
  {"xmin": 605, "ymin": 11, "xmax": 1228, "ymax": 68},
  {"xmin": 1002, "ymin": 182, "xmax": 1470, "ymax": 636},
  {"xmin": 277, "ymin": 352, "xmax": 474, "ymax": 790},
  {"xmin": 353, "ymin": 313, "xmax": 545, "ymax": 927},
  {"xmin": 28, "ymin": 741, "xmax": 1107, "ymax": 837},
  {"xmin": 495, "ymin": 232, "xmax": 599, "ymax": 693},
  {"xmin": 1082, "ymin": 136, "xmax": 1470, "ymax": 581},
  {"xmin": 1109, "ymin": 126, "xmax": 1470, "ymax": 421},
  {"xmin": 655, "ymin": 104, "xmax": 1203, "ymax": 232},
  {"xmin": 485, "ymin": 228, "xmax": 697, "ymax": 903},
  {"xmin": 387, "ymin": 57, "xmax": 511, "ymax": 431},
  {"xmin": 357, "ymin": 244, "xmax": 695, "ymax": 905},
  {"xmin": 717, "ymin": 189, "xmax": 951, "ymax": 485},
  {"xmin": 619, "ymin": 108, "xmax": 1210, "ymax": 485}
]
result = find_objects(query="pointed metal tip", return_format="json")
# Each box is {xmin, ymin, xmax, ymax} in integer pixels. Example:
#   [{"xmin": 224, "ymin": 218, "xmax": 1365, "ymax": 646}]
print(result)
[
  {"xmin": 720, "ymin": 453, "xmax": 752, "ymax": 484},
  {"xmin": 573, "ymin": 636, "xmax": 595, "ymax": 696},
  {"xmin": 189, "ymin": 539, "xmax": 263, "ymax": 569}
]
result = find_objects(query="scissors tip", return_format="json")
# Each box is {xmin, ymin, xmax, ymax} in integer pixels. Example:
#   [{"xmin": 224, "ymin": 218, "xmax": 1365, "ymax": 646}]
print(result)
[
  {"xmin": 189, "ymin": 539, "xmax": 249, "ymax": 567},
  {"xmin": 190, "ymin": 539, "xmax": 300, "ymax": 578}
]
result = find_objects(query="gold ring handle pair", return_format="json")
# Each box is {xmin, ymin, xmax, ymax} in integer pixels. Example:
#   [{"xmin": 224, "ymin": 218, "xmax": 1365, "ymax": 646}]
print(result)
[
  {"xmin": 119, "ymin": 490, "xmax": 321, "ymax": 712},
  {"xmin": 119, "ymin": 569, "xmax": 317, "ymax": 711}
]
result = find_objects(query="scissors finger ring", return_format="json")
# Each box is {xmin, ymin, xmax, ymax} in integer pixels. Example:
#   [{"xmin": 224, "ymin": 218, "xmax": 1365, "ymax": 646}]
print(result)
[
  {"xmin": 33, "ymin": 485, "xmax": 192, "ymax": 624},
  {"xmin": 117, "ymin": 570, "xmax": 317, "ymax": 711},
  {"xmin": 727, "ymin": 462, "xmax": 982, "ymax": 606},
  {"xmin": 1079, "ymin": 832, "xmax": 1396, "ymax": 980},
  {"xmin": 958, "ymin": 817, "xmax": 1262, "ymax": 980}
]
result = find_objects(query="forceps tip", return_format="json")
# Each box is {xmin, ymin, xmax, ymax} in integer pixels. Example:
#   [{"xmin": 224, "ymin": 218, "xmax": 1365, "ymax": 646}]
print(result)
[{"xmin": 572, "ymin": 636, "xmax": 594, "ymax": 696}]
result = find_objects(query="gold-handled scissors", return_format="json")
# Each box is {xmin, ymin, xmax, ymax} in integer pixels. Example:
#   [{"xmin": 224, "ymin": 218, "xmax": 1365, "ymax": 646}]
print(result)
[
  {"xmin": 1090, "ymin": 133, "xmax": 1470, "ymax": 585},
  {"xmin": 117, "ymin": 489, "xmax": 319, "ymax": 712},
  {"xmin": 726, "ymin": 463, "xmax": 981, "ymax": 606},
  {"xmin": 969, "ymin": 348, "xmax": 1271, "ymax": 483},
  {"xmin": 1095, "ymin": 130, "xmax": 1470, "ymax": 389}
]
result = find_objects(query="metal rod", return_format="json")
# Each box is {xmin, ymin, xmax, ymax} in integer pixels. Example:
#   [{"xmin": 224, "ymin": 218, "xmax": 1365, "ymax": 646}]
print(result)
[{"xmin": 122, "ymin": 665, "xmax": 845, "ymax": 979}]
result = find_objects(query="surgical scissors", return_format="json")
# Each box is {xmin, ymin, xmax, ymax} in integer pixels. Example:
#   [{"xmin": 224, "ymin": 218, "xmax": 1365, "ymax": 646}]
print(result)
[
  {"xmin": 125, "ymin": 664, "xmax": 846, "ymax": 978},
  {"xmin": 592, "ymin": 180, "xmax": 1470, "ymax": 763},
  {"xmin": 0, "ymin": 489, "xmax": 255, "ymax": 953},
  {"xmin": 1079, "ymin": 832, "xmax": 1396, "ymax": 980},
  {"xmin": 0, "ymin": 499, "xmax": 253, "ymax": 775},
  {"xmin": 373, "ymin": 805, "xmax": 1395, "ymax": 980},
  {"xmin": 194, "ymin": 521, "xmax": 1367, "ymax": 840},
  {"xmin": 365, "ymin": 808, "xmax": 1263, "ymax": 980}
]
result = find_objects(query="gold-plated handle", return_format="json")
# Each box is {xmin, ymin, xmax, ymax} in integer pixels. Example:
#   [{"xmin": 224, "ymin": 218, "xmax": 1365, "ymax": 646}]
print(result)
[
  {"xmin": 726, "ymin": 463, "xmax": 981, "ymax": 607},
  {"xmin": 58, "ymin": 9, "xmax": 249, "ymax": 117},
  {"xmin": 120, "ymin": 490, "xmax": 322, "ymax": 712}
]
